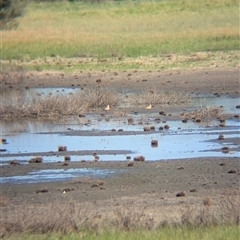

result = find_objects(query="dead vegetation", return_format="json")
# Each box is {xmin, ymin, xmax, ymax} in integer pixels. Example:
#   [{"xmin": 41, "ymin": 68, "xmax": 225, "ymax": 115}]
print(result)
[
  {"xmin": 129, "ymin": 86, "xmax": 190, "ymax": 106},
  {"xmin": 0, "ymin": 189, "xmax": 239, "ymax": 237},
  {"xmin": 181, "ymin": 190, "xmax": 240, "ymax": 227},
  {"xmin": 112, "ymin": 206, "xmax": 154, "ymax": 231},
  {"xmin": 80, "ymin": 87, "xmax": 120, "ymax": 108},
  {"xmin": 181, "ymin": 106, "xmax": 223, "ymax": 121},
  {"xmin": 0, "ymin": 87, "xmax": 120, "ymax": 120}
]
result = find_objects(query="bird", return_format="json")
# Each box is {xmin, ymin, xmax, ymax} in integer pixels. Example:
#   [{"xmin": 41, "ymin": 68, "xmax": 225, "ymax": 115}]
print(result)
[
  {"xmin": 145, "ymin": 104, "xmax": 152, "ymax": 110},
  {"xmin": 105, "ymin": 105, "xmax": 110, "ymax": 111}
]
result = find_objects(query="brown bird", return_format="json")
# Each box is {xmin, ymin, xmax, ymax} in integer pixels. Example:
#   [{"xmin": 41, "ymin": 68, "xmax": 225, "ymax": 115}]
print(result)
[
  {"xmin": 145, "ymin": 104, "xmax": 152, "ymax": 110},
  {"xmin": 105, "ymin": 105, "xmax": 110, "ymax": 111}
]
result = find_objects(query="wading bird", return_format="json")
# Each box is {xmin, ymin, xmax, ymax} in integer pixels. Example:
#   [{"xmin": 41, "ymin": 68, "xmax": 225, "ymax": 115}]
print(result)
[
  {"xmin": 105, "ymin": 105, "xmax": 110, "ymax": 111},
  {"xmin": 145, "ymin": 104, "xmax": 152, "ymax": 110}
]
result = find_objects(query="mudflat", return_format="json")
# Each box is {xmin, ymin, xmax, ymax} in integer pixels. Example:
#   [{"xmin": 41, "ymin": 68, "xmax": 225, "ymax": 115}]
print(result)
[{"xmin": 0, "ymin": 67, "xmax": 239, "ymax": 230}]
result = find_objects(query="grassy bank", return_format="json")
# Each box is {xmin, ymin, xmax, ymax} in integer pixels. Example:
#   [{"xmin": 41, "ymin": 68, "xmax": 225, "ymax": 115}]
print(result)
[
  {"xmin": 1, "ymin": 0, "xmax": 239, "ymax": 63},
  {"xmin": 2, "ymin": 190, "xmax": 239, "ymax": 239},
  {"xmin": 5, "ymin": 225, "xmax": 240, "ymax": 240}
]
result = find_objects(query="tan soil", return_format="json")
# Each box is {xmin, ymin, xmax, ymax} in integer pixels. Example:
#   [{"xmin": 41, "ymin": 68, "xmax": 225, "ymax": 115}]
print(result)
[{"xmin": 0, "ymin": 67, "xmax": 240, "ymax": 230}]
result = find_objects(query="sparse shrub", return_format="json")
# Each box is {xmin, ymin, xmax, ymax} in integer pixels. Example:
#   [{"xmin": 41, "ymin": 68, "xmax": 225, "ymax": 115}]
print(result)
[
  {"xmin": 79, "ymin": 87, "xmax": 119, "ymax": 108},
  {"xmin": 181, "ymin": 105, "xmax": 223, "ymax": 121},
  {"xmin": 0, "ymin": 87, "xmax": 120, "ymax": 119},
  {"xmin": 129, "ymin": 86, "xmax": 190, "ymax": 106},
  {"xmin": 127, "ymin": 118, "xmax": 133, "ymax": 124},
  {"xmin": 0, "ymin": 91, "xmax": 86, "ymax": 119}
]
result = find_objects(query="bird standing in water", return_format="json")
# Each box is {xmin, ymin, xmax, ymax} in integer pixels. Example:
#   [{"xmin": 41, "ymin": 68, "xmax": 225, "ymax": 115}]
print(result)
[
  {"xmin": 105, "ymin": 105, "xmax": 110, "ymax": 111},
  {"xmin": 145, "ymin": 104, "xmax": 152, "ymax": 110}
]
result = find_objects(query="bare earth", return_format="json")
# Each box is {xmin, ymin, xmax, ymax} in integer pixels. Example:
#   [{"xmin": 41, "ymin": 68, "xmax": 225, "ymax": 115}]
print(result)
[{"xmin": 1, "ymin": 67, "xmax": 240, "ymax": 229}]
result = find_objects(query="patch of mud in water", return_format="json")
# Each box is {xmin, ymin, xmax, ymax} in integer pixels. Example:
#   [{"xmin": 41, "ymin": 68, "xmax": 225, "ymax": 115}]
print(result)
[{"xmin": 0, "ymin": 168, "xmax": 118, "ymax": 184}]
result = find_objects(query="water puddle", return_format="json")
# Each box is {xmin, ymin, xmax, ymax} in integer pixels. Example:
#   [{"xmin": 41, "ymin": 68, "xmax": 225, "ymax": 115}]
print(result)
[
  {"xmin": 26, "ymin": 87, "xmax": 79, "ymax": 96},
  {"xmin": 0, "ymin": 168, "xmax": 117, "ymax": 184}
]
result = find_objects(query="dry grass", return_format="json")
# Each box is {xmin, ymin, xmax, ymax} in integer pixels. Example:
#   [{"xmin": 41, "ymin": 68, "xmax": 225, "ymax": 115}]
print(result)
[
  {"xmin": 129, "ymin": 86, "xmax": 190, "ymax": 106},
  {"xmin": 220, "ymin": 189, "xmax": 240, "ymax": 225},
  {"xmin": 0, "ymin": 195, "xmax": 9, "ymax": 207},
  {"xmin": 0, "ymin": 93, "xmax": 85, "ymax": 119},
  {"xmin": 0, "ymin": 201, "xmax": 91, "ymax": 237},
  {"xmin": 181, "ymin": 190, "xmax": 240, "ymax": 227},
  {"xmin": 0, "ymin": 87, "xmax": 120, "ymax": 119},
  {"xmin": 112, "ymin": 206, "xmax": 154, "ymax": 231},
  {"xmin": 181, "ymin": 106, "xmax": 223, "ymax": 121},
  {"xmin": 0, "ymin": 189, "xmax": 239, "ymax": 237},
  {"xmin": 80, "ymin": 88, "xmax": 120, "ymax": 108},
  {"xmin": 0, "ymin": 67, "xmax": 25, "ymax": 85}
]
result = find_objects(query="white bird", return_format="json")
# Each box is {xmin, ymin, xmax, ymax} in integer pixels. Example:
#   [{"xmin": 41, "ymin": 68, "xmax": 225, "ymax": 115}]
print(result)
[
  {"xmin": 105, "ymin": 105, "xmax": 110, "ymax": 111},
  {"xmin": 145, "ymin": 104, "xmax": 152, "ymax": 110}
]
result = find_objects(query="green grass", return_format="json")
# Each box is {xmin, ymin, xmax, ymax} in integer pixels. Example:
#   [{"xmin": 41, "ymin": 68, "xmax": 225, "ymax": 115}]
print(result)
[
  {"xmin": 6, "ymin": 225, "xmax": 240, "ymax": 240},
  {"xmin": 1, "ymin": 0, "xmax": 239, "ymax": 62}
]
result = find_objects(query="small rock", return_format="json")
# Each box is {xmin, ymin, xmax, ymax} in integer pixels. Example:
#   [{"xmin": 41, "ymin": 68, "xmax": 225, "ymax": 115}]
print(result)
[
  {"xmin": 190, "ymin": 189, "xmax": 197, "ymax": 192},
  {"xmin": 9, "ymin": 160, "xmax": 20, "ymax": 165},
  {"xmin": 127, "ymin": 162, "xmax": 134, "ymax": 167},
  {"xmin": 143, "ymin": 126, "xmax": 150, "ymax": 131},
  {"xmin": 64, "ymin": 156, "xmax": 71, "ymax": 162},
  {"xmin": 177, "ymin": 166, "xmax": 184, "ymax": 170},
  {"xmin": 164, "ymin": 125, "xmax": 170, "ymax": 130},
  {"xmin": 58, "ymin": 146, "xmax": 67, "ymax": 151},
  {"xmin": 176, "ymin": 191, "xmax": 185, "ymax": 197},
  {"xmin": 150, "ymin": 126, "xmax": 155, "ymax": 131},
  {"xmin": 29, "ymin": 157, "xmax": 43, "ymax": 164},
  {"xmin": 222, "ymin": 146, "xmax": 230, "ymax": 153},
  {"xmin": 36, "ymin": 189, "xmax": 48, "ymax": 193},
  {"xmin": 151, "ymin": 140, "xmax": 158, "ymax": 147},
  {"xmin": 218, "ymin": 134, "xmax": 224, "ymax": 140},
  {"xmin": 203, "ymin": 197, "xmax": 212, "ymax": 206},
  {"xmin": 134, "ymin": 155, "xmax": 145, "ymax": 162}
]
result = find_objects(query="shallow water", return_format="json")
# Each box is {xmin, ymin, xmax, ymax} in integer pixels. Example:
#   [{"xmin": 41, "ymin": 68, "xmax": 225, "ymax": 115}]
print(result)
[
  {"xmin": 0, "ymin": 168, "xmax": 118, "ymax": 184},
  {"xmin": 0, "ymin": 92, "xmax": 239, "ymax": 163},
  {"xmin": 1, "ymin": 90, "xmax": 239, "ymax": 183}
]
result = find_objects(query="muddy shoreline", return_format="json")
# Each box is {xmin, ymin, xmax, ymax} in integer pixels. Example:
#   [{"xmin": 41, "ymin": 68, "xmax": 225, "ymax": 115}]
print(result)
[{"xmin": 1, "ymin": 67, "xmax": 240, "ymax": 228}]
